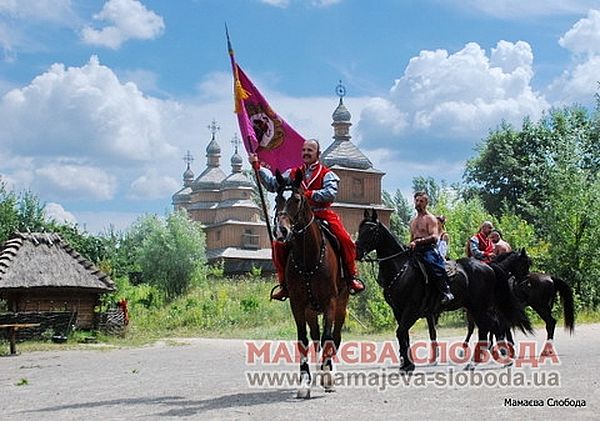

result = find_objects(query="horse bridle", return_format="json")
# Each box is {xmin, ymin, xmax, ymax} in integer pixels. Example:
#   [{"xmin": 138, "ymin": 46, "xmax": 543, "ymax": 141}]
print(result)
[
  {"xmin": 276, "ymin": 188, "xmax": 315, "ymax": 237},
  {"xmin": 357, "ymin": 221, "xmax": 408, "ymax": 263}
]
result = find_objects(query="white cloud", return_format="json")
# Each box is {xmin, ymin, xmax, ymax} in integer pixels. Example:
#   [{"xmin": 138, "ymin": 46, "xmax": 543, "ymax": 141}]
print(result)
[
  {"xmin": 449, "ymin": 0, "xmax": 599, "ymax": 18},
  {"xmin": 34, "ymin": 163, "xmax": 117, "ymax": 200},
  {"xmin": 73, "ymin": 210, "xmax": 140, "ymax": 234},
  {"xmin": 259, "ymin": 0, "xmax": 289, "ymax": 7},
  {"xmin": 0, "ymin": 0, "xmax": 77, "ymax": 61},
  {"xmin": 259, "ymin": 0, "xmax": 342, "ymax": 8},
  {"xmin": 128, "ymin": 170, "xmax": 180, "ymax": 200},
  {"xmin": 81, "ymin": 0, "xmax": 165, "ymax": 49},
  {"xmin": 0, "ymin": 55, "xmax": 178, "ymax": 162},
  {"xmin": 547, "ymin": 10, "xmax": 600, "ymax": 105},
  {"xmin": 559, "ymin": 9, "xmax": 600, "ymax": 55},
  {"xmin": 0, "ymin": 0, "xmax": 76, "ymax": 24},
  {"xmin": 359, "ymin": 41, "xmax": 548, "ymax": 145},
  {"xmin": 44, "ymin": 202, "xmax": 77, "ymax": 225},
  {"xmin": 547, "ymin": 56, "xmax": 600, "ymax": 104},
  {"xmin": 311, "ymin": 0, "xmax": 342, "ymax": 7}
]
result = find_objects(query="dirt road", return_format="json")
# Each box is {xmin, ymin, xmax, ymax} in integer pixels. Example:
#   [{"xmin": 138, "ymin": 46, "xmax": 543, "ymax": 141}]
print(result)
[{"xmin": 1, "ymin": 324, "xmax": 598, "ymax": 420}]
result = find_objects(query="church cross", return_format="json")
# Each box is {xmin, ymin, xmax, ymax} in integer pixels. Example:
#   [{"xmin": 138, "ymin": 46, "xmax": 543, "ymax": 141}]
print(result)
[
  {"xmin": 208, "ymin": 119, "xmax": 220, "ymax": 139},
  {"xmin": 183, "ymin": 150, "xmax": 194, "ymax": 168},
  {"xmin": 230, "ymin": 133, "xmax": 241, "ymax": 153}
]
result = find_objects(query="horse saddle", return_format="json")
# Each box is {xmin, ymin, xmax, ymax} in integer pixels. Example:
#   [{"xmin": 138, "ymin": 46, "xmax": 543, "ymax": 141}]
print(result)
[
  {"xmin": 415, "ymin": 259, "xmax": 459, "ymax": 285},
  {"xmin": 509, "ymin": 275, "xmax": 530, "ymax": 301},
  {"xmin": 318, "ymin": 219, "xmax": 341, "ymax": 253}
]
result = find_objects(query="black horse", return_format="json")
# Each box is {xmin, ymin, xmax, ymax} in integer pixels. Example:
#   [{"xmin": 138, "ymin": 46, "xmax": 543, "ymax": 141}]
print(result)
[
  {"xmin": 355, "ymin": 209, "xmax": 532, "ymax": 372},
  {"xmin": 463, "ymin": 271, "xmax": 575, "ymax": 353}
]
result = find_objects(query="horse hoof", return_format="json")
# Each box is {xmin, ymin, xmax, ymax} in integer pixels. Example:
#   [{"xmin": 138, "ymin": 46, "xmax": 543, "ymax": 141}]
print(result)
[
  {"xmin": 296, "ymin": 388, "xmax": 311, "ymax": 399},
  {"xmin": 320, "ymin": 371, "xmax": 334, "ymax": 391},
  {"xmin": 400, "ymin": 364, "xmax": 415, "ymax": 374},
  {"xmin": 540, "ymin": 342, "xmax": 556, "ymax": 357}
]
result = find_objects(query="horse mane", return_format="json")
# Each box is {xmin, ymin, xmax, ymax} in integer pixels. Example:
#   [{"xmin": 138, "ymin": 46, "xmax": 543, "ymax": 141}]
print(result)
[
  {"xmin": 375, "ymin": 220, "xmax": 408, "ymax": 252},
  {"xmin": 494, "ymin": 251, "xmax": 515, "ymax": 263}
]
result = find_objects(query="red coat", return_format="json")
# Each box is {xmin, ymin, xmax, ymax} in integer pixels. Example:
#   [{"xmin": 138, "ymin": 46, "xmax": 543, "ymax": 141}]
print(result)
[{"xmin": 289, "ymin": 163, "xmax": 333, "ymax": 209}]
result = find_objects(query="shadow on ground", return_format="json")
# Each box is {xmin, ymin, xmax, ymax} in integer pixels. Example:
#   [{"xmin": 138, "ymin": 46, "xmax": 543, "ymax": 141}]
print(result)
[{"xmin": 23, "ymin": 390, "xmax": 324, "ymax": 417}]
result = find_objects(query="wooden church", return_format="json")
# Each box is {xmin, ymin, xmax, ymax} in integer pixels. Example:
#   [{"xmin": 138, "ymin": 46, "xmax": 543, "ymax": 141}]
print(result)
[{"xmin": 173, "ymin": 85, "xmax": 391, "ymax": 274}]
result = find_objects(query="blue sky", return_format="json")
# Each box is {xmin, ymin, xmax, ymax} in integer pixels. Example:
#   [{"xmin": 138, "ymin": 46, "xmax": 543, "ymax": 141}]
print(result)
[{"xmin": 1, "ymin": 0, "xmax": 599, "ymax": 233}]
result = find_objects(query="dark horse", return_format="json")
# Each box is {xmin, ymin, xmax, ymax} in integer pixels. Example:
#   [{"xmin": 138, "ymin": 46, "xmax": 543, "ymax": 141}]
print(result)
[
  {"xmin": 355, "ymin": 209, "xmax": 532, "ymax": 372},
  {"xmin": 463, "ymin": 272, "xmax": 575, "ymax": 353},
  {"xmin": 274, "ymin": 170, "xmax": 349, "ymax": 398}
]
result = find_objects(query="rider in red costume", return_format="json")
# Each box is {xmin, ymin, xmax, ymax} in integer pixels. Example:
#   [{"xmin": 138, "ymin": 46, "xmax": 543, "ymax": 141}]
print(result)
[{"xmin": 249, "ymin": 139, "xmax": 365, "ymax": 301}]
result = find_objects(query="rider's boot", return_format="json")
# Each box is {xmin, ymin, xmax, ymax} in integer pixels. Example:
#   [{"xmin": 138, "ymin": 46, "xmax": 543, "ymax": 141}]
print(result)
[
  {"xmin": 270, "ymin": 283, "xmax": 288, "ymax": 301},
  {"xmin": 440, "ymin": 279, "xmax": 454, "ymax": 305},
  {"xmin": 347, "ymin": 276, "xmax": 365, "ymax": 295}
]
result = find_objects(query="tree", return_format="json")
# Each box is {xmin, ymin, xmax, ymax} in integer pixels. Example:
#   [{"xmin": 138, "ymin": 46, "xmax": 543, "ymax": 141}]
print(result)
[
  {"xmin": 539, "ymin": 158, "xmax": 600, "ymax": 308},
  {"xmin": 412, "ymin": 176, "xmax": 442, "ymax": 207},
  {"xmin": 382, "ymin": 189, "xmax": 412, "ymax": 241},
  {"xmin": 464, "ymin": 102, "xmax": 600, "ymax": 308},
  {"xmin": 133, "ymin": 210, "xmax": 206, "ymax": 299},
  {"xmin": 464, "ymin": 106, "xmax": 600, "ymax": 223},
  {"xmin": 0, "ymin": 183, "xmax": 47, "ymax": 243}
]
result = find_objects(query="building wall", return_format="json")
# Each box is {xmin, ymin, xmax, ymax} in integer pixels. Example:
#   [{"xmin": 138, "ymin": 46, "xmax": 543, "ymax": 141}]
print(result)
[
  {"xmin": 205, "ymin": 224, "xmax": 270, "ymax": 249},
  {"xmin": 335, "ymin": 169, "xmax": 383, "ymax": 205},
  {"xmin": 221, "ymin": 187, "xmax": 254, "ymax": 201},
  {"xmin": 333, "ymin": 206, "xmax": 392, "ymax": 237},
  {"xmin": 188, "ymin": 208, "xmax": 217, "ymax": 224},
  {"xmin": 7, "ymin": 289, "xmax": 102, "ymax": 329},
  {"xmin": 214, "ymin": 207, "xmax": 261, "ymax": 225},
  {"xmin": 190, "ymin": 189, "xmax": 221, "ymax": 203}
]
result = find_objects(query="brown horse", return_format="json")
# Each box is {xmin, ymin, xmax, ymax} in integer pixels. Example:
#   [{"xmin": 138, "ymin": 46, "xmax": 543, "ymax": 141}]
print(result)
[{"xmin": 274, "ymin": 169, "xmax": 349, "ymax": 398}]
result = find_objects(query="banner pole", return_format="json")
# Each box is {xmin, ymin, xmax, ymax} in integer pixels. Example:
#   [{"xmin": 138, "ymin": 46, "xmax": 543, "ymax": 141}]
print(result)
[{"xmin": 248, "ymin": 139, "xmax": 274, "ymax": 244}]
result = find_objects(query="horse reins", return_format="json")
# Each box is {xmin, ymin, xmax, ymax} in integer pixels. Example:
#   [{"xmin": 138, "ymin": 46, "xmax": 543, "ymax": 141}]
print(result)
[{"xmin": 356, "ymin": 220, "xmax": 410, "ymax": 293}]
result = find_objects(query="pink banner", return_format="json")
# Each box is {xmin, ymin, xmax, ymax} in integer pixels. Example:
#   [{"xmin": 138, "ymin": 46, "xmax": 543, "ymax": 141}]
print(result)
[{"xmin": 231, "ymin": 63, "xmax": 305, "ymax": 172}]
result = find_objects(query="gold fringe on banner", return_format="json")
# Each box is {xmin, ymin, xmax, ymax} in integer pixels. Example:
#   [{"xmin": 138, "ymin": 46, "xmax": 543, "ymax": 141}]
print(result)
[{"xmin": 234, "ymin": 78, "xmax": 250, "ymax": 114}]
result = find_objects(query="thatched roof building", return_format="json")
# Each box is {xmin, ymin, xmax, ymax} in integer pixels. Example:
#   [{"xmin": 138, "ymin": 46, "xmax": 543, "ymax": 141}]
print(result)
[{"xmin": 0, "ymin": 232, "xmax": 115, "ymax": 328}]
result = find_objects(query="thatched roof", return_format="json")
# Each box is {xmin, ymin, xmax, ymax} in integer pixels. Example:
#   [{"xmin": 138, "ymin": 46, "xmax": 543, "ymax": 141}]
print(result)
[{"xmin": 0, "ymin": 232, "xmax": 114, "ymax": 291}]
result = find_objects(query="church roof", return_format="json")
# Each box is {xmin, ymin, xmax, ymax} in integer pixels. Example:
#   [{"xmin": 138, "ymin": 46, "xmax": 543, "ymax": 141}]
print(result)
[
  {"xmin": 172, "ymin": 186, "xmax": 192, "ymax": 203},
  {"xmin": 206, "ymin": 247, "xmax": 272, "ymax": 261},
  {"xmin": 0, "ymin": 233, "xmax": 114, "ymax": 291},
  {"xmin": 183, "ymin": 166, "xmax": 195, "ymax": 180},
  {"xmin": 321, "ymin": 139, "xmax": 374, "ymax": 170},
  {"xmin": 206, "ymin": 138, "xmax": 221, "ymax": 155},
  {"xmin": 332, "ymin": 99, "xmax": 352, "ymax": 122},
  {"xmin": 223, "ymin": 171, "xmax": 253, "ymax": 188},
  {"xmin": 188, "ymin": 199, "xmax": 258, "ymax": 211},
  {"xmin": 192, "ymin": 166, "xmax": 227, "ymax": 190}
]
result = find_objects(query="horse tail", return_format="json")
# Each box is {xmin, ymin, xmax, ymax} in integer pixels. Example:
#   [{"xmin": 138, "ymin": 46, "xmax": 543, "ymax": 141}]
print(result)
[
  {"xmin": 553, "ymin": 276, "xmax": 575, "ymax": 334},
  {"xmin": 492, "ymin": 267, "xmax": 533, "ymax": 335}
]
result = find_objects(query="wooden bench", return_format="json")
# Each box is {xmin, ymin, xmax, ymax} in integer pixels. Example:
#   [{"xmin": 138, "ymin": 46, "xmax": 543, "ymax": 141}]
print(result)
[{"xmin": 0, "ymin": 323, "xmax": 41, "ymax": 355}]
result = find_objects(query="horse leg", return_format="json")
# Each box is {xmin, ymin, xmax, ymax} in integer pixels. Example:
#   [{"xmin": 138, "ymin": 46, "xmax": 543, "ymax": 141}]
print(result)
[
  {"xmin": 397, "ymin": 312, "xmax": 420, "ymax": 373},
  {"xmin": 533, "ymin": 304, "xmax": 557, "ymax": 356},
  {"xmin": 320, "ymin": 302, "xmax": 337, "ymax": 392},
  {"xmin": 464, "ymin": 311, "xmax": 475, "ymax": 347},
  {"xmin": 291, "ymin": 307, "xmax": 311, "ymax": 399},
  {"xmin": 332, "ymin": 296, "xmax": 349, "ymax": 350},
  {"xmin": 426, "ymin": 314, "xmax": 439, "ymax": 364},
  {"xmin": 307, "ymin": 310, "xmax": 320, "ymax": 359},
  {"xmin": 465, "ymin": 310, "xmax": 492, "ymax": 371}
]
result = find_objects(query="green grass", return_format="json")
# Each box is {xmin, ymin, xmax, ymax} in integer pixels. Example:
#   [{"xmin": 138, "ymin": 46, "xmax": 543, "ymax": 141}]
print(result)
[{"xmin": 3, "ymin": 275, "xmax": 600, "ymax": 353}]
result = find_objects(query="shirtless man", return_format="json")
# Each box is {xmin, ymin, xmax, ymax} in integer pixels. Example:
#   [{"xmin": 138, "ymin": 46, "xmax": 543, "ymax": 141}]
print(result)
[
  {"xmin": 409, "ymin": 192, "xmax": 454, "ymax": 305},
  {"xmin": 490, "ymin": 230, "xmax": 512, "ymax": 255}
]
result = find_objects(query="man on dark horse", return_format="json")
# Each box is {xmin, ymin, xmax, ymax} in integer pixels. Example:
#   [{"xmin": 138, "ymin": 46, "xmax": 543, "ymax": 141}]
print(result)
[
  {"xmin": 249, "ymin": 138, "xmax": 365, "ymax": 301},
  {"xmin": 467, "ymin": 221, "xmax": 496, "ymax": 263},
  {"xmin": 409, "ymin": 192, "xmax": 454, "ymax": 305}
]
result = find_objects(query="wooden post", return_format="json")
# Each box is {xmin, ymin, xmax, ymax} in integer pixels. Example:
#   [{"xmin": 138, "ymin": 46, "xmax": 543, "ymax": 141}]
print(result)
[{"xmin": 9, "ymin": 327, "xmax": 16, "ymax": 355}]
